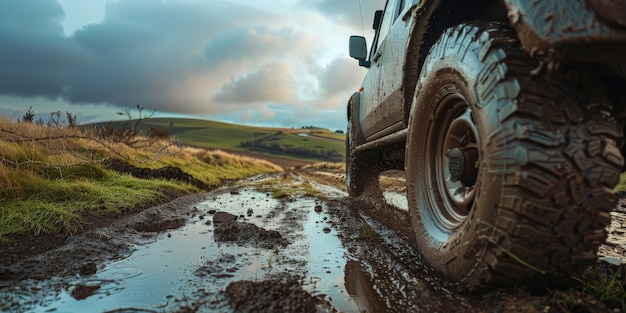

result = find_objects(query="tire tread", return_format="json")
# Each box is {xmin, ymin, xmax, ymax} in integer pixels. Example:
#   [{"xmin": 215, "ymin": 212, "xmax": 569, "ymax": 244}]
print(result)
[
  {"xmin": 468, "ymin": 23, "xmax": 624, "ymax": 288},
  {"xmin": 410, "ymin": 22, "xmax": 624, "ymax": 290}
]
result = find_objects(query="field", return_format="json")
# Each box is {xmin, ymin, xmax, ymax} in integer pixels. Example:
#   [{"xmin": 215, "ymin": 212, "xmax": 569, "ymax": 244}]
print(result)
[{"xmin": 89, "ymin": 118, "xmax": 346, "ymax": 166}]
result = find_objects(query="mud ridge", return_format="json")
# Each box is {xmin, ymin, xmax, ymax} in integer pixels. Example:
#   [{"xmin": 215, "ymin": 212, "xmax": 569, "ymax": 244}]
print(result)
[
  {"xmin": 215, "ymin": 221, "xmax": 288, "ymax": 249},
  {"xmin": 103, "ymin": 158, "xmax": 209, "ymax": 190}
]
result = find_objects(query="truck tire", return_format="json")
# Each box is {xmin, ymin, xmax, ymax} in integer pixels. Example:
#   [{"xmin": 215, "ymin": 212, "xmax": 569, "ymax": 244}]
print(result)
[
  {"xmin": 346, "ymin": 93, "xmax": 376, "ymax": 197},
  {"xmin": 405, "ymin": 22, "xmax": 624, "ymax": 290}
]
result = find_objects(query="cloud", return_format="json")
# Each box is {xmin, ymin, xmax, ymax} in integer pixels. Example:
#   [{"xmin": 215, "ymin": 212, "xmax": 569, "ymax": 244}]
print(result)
[
  {"xmin": 215, "ymin": 63, "xmax": 294, "ymax": 104},
  {"xmin": 0, "ymin": 0, "xmax": 380, "ymax": 130},
  {"xmin": 205, "ymin": 26, "xmax": 311, "ymax": 65},
  {"xmin": 239, "ymin": 105, "xmax": 276, "ymax": 123},
  {"xmin": 0, "ymin": 0, "xmax": 88, "ymax": 98},
  {"xmin": 318, "ymin": 57, "xmax": 365, "ymax": 97},
  {"xmin": 300, "ymin": 0, "xmax": 382, "ymax": 32},
  {"xmin": 0, "ymin": 0, "xmax": 65, "ymax": 36},
  {"xmin": 61, "ymin": 0, "xmax": 262, "ymax": 112}
]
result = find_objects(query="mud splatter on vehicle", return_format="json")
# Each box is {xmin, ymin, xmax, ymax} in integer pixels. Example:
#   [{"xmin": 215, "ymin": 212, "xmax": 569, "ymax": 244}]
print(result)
[{"xmin": 346, "ymin": 0, "xmax": 626, "ymax": 290}]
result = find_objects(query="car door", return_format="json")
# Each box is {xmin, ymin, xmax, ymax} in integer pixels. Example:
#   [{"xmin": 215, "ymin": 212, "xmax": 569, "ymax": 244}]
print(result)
[{"xmin": 360, "ymin": 0, "xmax": 413, "ymax": 140}]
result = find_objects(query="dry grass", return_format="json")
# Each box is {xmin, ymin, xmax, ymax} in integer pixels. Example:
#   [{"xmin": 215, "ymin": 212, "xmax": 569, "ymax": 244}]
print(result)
[
  {"xmin": 0, "ymin": 117, "xmax": 282, "ymax": 238},
  {"xmin": 301, "ymin": 162, "xmax": 345, "ymax": 172}
]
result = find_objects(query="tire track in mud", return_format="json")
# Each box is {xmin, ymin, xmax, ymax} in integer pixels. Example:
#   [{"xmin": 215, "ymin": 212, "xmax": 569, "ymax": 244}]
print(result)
[{"xmin": 304, "ymin": 170, "xmax": 626, "ymax": 312}]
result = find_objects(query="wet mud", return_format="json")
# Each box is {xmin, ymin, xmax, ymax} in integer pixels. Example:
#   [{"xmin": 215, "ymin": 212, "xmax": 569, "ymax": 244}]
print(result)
[
  {"xmin": 0, "ymin": 171, "xmax": 625, "ymax": 312},
  {"xmin": 103, "ymin": 158, "xmax": 209, "ymax": 190},
  {"xmin": 225, "ymin": 279, "xmax": 329, "ymax": 313}
]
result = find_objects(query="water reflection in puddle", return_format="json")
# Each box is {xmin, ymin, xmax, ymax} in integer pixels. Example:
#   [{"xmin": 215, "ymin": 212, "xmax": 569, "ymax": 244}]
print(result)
[
  {"xmin": 31, "ymin": 188, "xmax": 363, "ymax": 312},
  {"xmin": 344, "ymin": 260, "xmax": 387, "ymax": 313}
]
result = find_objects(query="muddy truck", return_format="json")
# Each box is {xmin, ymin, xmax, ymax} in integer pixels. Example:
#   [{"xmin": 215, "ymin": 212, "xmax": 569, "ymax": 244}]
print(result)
[{"xmin": 346, "ymin": 0, "xmax": 626, "ymax": 290}]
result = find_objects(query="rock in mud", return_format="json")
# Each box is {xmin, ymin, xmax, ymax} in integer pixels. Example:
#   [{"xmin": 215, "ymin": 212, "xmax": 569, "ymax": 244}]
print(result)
[
  {"xmin": 213, "ymin": 212, "xmax": 238, "ymax": 223},
  {"xmin": 225, "ymin": 279, "xmax": 319, "ymax": 313},
  {"xmin": 71, "ymin": 284, "xmax": 101, "ymax": 300},
  {"xmin": 214, "ymin": 221, "xmax": 287, "ymax": 249}
]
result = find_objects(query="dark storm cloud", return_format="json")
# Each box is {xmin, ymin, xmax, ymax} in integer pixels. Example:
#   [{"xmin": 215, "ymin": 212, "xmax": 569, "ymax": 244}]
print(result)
[
  {"xmin": 0, "ymin": 0, "xmax": 87, "ymax": 98},
  {"xmin": 0, "ymin": 0, "xmax": 368, "ymax": 130},
  {"xmin": 62, "ymin": 0, "xmax": 258, "ymax": 113},
  {"xmin": 0, "ymin": 0, "xmax": 65, "ymax": 35},
  {"xmin": 0, "ymin": 0, "xmax": 278, "ymax": 114}
]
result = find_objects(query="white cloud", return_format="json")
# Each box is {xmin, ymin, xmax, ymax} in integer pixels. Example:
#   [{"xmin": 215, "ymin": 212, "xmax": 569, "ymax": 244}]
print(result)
[{"xmin": 215, "ymin": 63, "xmax": 295, "ymax": 104}]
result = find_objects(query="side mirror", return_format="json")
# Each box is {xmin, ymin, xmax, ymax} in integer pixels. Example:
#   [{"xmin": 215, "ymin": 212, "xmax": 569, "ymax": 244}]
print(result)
[{"xmin": 349, "ymin": 36, "xmax": 371, "ymax": 68}]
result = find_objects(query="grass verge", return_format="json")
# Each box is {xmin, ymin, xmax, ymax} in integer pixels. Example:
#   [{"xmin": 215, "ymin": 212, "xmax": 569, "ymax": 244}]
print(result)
[{"xmin": 0, "ymin": 118, "xmax": 281, "ymax": 240}]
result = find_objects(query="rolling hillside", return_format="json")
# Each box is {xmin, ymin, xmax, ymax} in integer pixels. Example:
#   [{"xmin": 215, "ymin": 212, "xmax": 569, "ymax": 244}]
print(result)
[{"xmin": 88, "ymin": 118, "xmax": 346, "ymax": 166}]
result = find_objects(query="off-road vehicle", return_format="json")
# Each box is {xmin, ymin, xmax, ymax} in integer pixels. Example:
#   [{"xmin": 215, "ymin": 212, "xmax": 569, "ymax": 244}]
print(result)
[{"xmin": 347, "ymin": 0, "xmax": 626, "ymax": 290}]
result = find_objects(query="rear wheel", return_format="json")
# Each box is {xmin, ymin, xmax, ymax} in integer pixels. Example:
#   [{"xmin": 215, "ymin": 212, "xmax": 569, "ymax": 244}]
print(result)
[
  {"xmin": 406, "ymin": 22, "xmax": 624, "ymax": 290},
  {"xmin": 346, "ymin": 93, "xmax": 377, "ymax": 197}
]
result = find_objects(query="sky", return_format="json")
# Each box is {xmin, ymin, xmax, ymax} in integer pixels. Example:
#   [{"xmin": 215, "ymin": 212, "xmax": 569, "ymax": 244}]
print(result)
[{"xmin": 0, "ymin": 0, "xmax": 381, "ymax": 131}]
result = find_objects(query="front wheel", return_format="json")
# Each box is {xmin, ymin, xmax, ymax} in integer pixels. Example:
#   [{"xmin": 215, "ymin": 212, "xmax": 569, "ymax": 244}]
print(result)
[{"xmin": 406, "ymin": 22, "xmax": 624, "ymax": 290}]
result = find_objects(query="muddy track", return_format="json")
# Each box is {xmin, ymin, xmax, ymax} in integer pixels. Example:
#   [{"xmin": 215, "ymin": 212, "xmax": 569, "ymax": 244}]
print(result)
[{"xmin": 1, "ymin": 171, "xmax": 625, "ymax": 312}]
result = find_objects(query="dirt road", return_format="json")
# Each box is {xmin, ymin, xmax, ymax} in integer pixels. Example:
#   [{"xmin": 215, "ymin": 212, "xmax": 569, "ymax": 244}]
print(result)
[{"xmin": 1, "ymin": 171, "xmax": 625, "ymax": 312}]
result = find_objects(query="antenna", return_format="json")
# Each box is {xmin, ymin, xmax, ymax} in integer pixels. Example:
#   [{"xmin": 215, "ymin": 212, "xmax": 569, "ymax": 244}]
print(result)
[{"xmin": 358, "ymin": 0, "xmax": 365, "ymax": 37}]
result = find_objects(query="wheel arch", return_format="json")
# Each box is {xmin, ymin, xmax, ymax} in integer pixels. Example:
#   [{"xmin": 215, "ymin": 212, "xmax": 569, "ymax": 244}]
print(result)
[
  {"xmin": 347, "ymin": 91, "xmax": 364, "ymax": 144},
  {"xmin": 402, "ymin": 0, "xmax": 508, "ymax": 125}
]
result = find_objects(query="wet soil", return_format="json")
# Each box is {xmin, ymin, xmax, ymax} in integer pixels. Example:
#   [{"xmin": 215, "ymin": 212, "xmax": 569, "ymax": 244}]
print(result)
[
  {"xmin": 1, "ymin": 171, "xmax": 625, "ymax": 313},
  {"xmin": 225, "ymin": 279, "xmax": 328, "ymax": 313},
  {"xmin": 103, "ymin": 158, "xmax": 210, "ymax": 190}
]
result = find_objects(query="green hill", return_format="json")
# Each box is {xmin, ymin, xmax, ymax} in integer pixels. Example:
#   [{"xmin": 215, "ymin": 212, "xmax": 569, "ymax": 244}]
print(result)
[{"xmin": 88, "ymin": 118, "xmax": 346, "ymax": 164}]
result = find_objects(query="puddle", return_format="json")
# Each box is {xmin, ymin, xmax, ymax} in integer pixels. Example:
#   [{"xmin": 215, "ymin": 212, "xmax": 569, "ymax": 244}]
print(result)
[
  {"xmin": 344, "ymin": 260, "xmax": 388, "ymax": 313},
  {"xmin": 3, "ymin": 174, "xmax": 491, "ymax": 312},
  {"xmin": 22, "ymin": 188, "xmax": 362, "ymax": 312}
]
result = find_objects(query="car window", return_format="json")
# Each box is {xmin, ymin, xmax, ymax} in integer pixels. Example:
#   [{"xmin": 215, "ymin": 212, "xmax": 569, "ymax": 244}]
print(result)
[
  {"xmin": 398, "ymin": 0, "xmax": 405, "ymax": 17},
  {"xmin": 375, "ymin": 0, "xmax": 395, "ymax": 52},
  {"xmin": 374, "ymin": 0, "xmax": 404, "ymax": 54}
]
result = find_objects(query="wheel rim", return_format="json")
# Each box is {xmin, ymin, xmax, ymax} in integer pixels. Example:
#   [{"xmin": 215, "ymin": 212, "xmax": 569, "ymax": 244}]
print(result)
[{"xmin": 425, "ymin": 92, "xmax": 480, "ymax": 231}]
